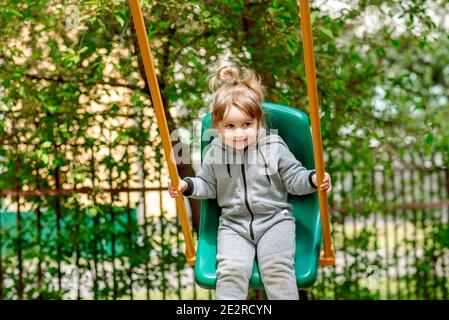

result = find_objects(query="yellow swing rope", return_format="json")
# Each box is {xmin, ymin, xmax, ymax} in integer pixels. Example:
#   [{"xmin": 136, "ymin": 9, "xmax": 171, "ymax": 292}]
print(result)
[
  {"xmin": 129, "ymin": 0, "xmax": 335, "ymax": 268},
  {"xmin": 298, "ymin": 0, "xmax": 335, "ymax": 266},
  {"xmin": 129, "ymin": 0, "xmax": 196, "ymax": 267}
]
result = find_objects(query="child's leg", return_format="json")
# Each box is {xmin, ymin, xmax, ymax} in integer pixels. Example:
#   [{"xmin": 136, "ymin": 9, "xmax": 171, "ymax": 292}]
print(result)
[
  {"xmin": 216, "ymin": 226, "xmax": 256, "ymax": 300},
  {"xmin": 256, "ymin": 220, "xmax": 298, "ymax": 300}
]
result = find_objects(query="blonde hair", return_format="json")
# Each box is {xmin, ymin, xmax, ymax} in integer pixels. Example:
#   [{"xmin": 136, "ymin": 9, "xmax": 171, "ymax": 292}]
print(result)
[{"xmin": 207, "ymin": 63, "xmax": 266, "ymax": 129}]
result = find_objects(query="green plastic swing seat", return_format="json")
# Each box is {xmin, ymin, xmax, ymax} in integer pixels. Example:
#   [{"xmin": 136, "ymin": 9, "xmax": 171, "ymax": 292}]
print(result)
[{"xmin": 194, "ymin": 102, "xmax": 323, "ymax": 290}]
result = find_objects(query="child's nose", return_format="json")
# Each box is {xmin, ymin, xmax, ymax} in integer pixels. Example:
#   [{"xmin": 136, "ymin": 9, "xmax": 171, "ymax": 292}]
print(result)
[{"xmin": 234, "ymin": 128, "xmax": 245, "ymax": 138}]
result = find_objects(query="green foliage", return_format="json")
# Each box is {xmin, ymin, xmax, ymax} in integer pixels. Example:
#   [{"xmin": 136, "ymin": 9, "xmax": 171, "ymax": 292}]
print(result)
[
  {"xmin": 0, "ymin": 0, "xmax": 448, "ymax": 299},
  {"xmin": 0, "ymin": 203, "xmax": 188, "ymax": 299}
]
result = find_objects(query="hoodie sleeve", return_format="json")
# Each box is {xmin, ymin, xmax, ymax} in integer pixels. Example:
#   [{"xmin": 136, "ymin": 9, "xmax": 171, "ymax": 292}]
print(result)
[
  {"xmin": 181, "ymin": 151, "xmax": 217, "ymax": 199},
  {"xmin": 277, "ymin": 142, "xmax": 317, "ymax": 196}
]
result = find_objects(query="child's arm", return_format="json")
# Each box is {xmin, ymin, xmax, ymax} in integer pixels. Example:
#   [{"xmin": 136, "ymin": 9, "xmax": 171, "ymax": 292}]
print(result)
[
  {"xmin": 181, "ymin": 161, "xmax": 217, "ymax": 199},
  {"xmin": 277, "ymin": 143, "xmax": 317, "ymax": 196}
]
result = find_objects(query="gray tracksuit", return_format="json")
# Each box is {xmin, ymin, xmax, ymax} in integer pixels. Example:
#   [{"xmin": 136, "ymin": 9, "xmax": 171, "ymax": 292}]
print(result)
[{"xmin": 183, "ymin": 132, "xmax": 317, "ymax": 299}]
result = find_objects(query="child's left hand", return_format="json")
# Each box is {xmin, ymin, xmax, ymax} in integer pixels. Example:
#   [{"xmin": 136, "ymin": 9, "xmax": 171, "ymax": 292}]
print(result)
[{"xmin": 312, "ymin": 172, "xmax": 332, "ymax": 193}]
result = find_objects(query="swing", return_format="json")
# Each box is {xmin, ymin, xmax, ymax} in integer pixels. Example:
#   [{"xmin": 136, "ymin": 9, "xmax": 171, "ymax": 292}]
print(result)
[
  {"xmin": 129, "ymin": 0, "xmax": 335, "ymax": 292},
  {"xmin": 195, "ymin": 102, "xmax": 323, "ymax": 289}
]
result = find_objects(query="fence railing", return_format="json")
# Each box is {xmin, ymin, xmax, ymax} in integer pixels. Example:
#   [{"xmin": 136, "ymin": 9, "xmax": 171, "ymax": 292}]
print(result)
[
  {"xmin": 311, "ymin": 165, "xmax": 449, "ymax": 300},
  {"xmin": 0, "ymin": 163, "xmax": 448, "ymax": 299}
]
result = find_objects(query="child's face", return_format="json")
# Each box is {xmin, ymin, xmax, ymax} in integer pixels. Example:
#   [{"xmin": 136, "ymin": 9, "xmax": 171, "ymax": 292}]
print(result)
[{"xmin": 217, "ymin": 105, "xmax": 259, "ymax": 150}]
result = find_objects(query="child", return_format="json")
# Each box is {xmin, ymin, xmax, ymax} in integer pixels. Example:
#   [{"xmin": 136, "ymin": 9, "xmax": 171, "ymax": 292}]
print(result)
[{"xmin": 168, "ymin": 64, "xmax": 332, "ymax": 300}]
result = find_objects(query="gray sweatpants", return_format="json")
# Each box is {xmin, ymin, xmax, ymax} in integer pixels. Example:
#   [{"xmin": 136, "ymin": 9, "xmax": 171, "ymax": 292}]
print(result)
[{"xmin": 215, "ymin": 219, "xmax": 298, "ymax": 300}]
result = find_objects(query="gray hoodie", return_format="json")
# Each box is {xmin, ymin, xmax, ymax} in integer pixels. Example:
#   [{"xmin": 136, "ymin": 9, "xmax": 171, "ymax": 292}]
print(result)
[{"xmin": 183, "ymin": 131, "xmax": 317, "ymax": 242}]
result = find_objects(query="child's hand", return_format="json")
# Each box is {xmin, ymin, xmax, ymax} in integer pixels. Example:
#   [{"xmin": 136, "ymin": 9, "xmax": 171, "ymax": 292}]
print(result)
[
  {"xmin": 313, "ymin": 172, "xmax": 332, "ymax": 193},
  {"xmin": 168, "ymin": 180, "xmax": 188, "ymax": 198}
]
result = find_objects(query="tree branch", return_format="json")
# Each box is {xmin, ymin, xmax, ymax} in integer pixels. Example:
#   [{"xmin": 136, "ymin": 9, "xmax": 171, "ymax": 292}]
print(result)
[{"xmin": 25, "ymin": 73, "xmax": 143, "ymax": 91}]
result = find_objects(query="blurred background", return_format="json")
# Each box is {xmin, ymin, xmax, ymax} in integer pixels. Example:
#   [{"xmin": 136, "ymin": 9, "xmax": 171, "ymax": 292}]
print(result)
[{"xmin": 0, "ymin": 0, "xmax": 448, "ymax": 299}]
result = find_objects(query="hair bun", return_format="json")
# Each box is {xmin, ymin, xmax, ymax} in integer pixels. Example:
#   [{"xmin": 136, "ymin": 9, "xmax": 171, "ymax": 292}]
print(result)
[
  {"xmin": 217, "ymin": 65, "xmax": 240, "ymax": 82},
  {"xmin": 207, "ymin": 61, "xmax": 265, "ymax": 109},
  {"xmin": 207, "ymin": 62, "xmax": 266, "ymax": 129},
  {"xmin": 208, "ymin": 64, "xmax": 241, "ymax": 91}
]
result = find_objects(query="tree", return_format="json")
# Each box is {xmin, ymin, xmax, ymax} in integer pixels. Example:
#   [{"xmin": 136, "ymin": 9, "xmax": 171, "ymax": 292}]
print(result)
[{"xmin": 0, "ymin": 0, "xmax": 448, "ymax": 299}]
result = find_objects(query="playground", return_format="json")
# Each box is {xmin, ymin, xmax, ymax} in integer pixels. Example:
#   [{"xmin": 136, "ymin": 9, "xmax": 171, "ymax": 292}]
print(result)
[{"xmin": 0, "ymin": 0, "xmax": 448, "ymax": 300}]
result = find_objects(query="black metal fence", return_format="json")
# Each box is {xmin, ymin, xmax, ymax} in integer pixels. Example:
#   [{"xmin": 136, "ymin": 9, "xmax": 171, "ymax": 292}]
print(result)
[
  {"xmin": 311, "ymin": 152, "xmax": 449, "ymax": 300},
  {"xmin": 1, "ymin": 139, "xmax": 448, "ymax": 299}
]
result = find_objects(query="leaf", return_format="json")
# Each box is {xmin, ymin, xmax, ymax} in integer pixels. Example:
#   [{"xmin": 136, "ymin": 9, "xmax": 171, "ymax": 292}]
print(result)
[
  {"xmin": 425, "ymin": 132, "xmax": 433, "ymax": 145},
  {"xmin": 116, "ymin": 15, "xmax": 125, "ymax": 27},
  {"xmin": 8, "ymin": 8, "xmax": 23, "ymax": 18},
  {"xmin": 311, "ymin": 11, "xmax": 319, "ymax": 25},
  {"xmin": 391, "ymin": 39, "xmax": 400, "ymax": 48},
  {"xmin": 42, "ymin": 141, "xmax": 52, "ymax": 149},
  {"xmin": 287, "ymin": 37, "xmax": 297, "ymax": 56},
  {"xmin": 319, "ymin": 27, "xmax": 333, "ymax": 40}
]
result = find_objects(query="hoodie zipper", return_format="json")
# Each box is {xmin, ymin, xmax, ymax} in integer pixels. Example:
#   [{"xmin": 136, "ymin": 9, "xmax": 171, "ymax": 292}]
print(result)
[{"xmin": 241, "ymin": 147, "xmax": 255, "ymax": 241}]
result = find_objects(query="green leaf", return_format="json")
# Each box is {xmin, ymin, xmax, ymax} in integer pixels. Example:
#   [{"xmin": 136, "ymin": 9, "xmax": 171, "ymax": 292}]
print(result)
[
  {"xmin": 42, "ymin": 141, "xmax": 52, "ymax": 149},
  {"xmin": 319, "ymin": 27, "xmax": 333, "ymax": 40},
  {"xmin": 311, "ymin": 11, "xmax": 319, "ymax": 25},
  {"xmin": 116, "ymin": 15, "xmax": 125, "ymax": 27},
  {"xmin": 287, "ymin": 37, "xmax": 297, "ymax": 56},
  {"xmin": 8, "ymin": 8, "xmax": 23, "ymax": 18},
  {"xmin": 391, "ymin": 39, "xmax": 400, "ymax": 48},
  {"xmin": 425, "ymin": 132, "xmax": 434, "ymax": 145},
  {"xmin": 268, "ymin": 8, "xmax": 277, "ymax": 17}
]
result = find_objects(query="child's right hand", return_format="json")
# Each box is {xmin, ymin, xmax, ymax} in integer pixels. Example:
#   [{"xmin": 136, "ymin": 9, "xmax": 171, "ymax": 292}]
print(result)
[{"xmin": 168, "ymin": 180, "xmax": 188, "ymax": 198}]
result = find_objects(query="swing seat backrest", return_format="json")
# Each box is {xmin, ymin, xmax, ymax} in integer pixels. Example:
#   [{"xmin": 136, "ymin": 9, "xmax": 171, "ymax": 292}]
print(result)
[{"xmin": 194, "ymin": 102, "xmax": 322, "ymax": 289}]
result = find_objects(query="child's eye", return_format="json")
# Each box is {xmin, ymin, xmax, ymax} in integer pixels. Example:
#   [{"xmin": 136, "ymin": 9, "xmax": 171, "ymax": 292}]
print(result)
[
  {"xmin": 243, "ymin": 122, "xmax": 252, "ymax": 127},
  {"xmin": 225, "ymin": 124, "xmax": 234, "ymax": 128}
]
